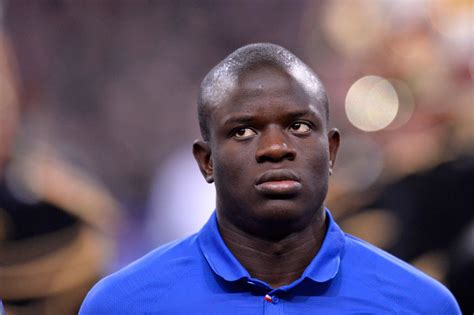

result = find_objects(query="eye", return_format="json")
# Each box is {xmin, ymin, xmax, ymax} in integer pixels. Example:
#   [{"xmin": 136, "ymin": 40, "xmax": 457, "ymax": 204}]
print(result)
[
  {"xmin": 233, "ymin": 127, "xmax": 257, "ymax": 139},
  {"xmin": 289, "ymin": 122, "xmax": 312, "ymax": 134}
]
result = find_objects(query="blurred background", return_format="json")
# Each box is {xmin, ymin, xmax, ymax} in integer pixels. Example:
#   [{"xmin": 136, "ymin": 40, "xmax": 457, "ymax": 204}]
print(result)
[{"xmin": 0, "ymin": 0, "xmax": 472, "ymax": 314}]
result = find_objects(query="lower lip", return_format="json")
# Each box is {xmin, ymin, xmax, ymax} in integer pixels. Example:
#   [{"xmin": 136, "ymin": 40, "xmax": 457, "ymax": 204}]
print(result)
[{"xmin": 255, "ymin": 180, "xmax": 302, "ymax": 195}]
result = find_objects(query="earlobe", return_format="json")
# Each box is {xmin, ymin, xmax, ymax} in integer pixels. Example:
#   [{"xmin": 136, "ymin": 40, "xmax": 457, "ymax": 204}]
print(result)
[
  {"xmin": 192, "ymin": 139, "xmax": 214, "ymax": 183},
  {"xmin": 327, "ymin": 128, "xmax": 340, "ymax": 172},
  {"xmin": 204, "ymin": 157, "xmax": 214, "ymax": 183}
]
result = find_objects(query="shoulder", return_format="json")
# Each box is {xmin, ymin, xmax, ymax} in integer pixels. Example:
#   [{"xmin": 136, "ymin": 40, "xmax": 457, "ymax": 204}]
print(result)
[
  {"xmin": 79, "ymin": 234, "xmax": 202, "ymax": 314},
  {"xmin": 342, "ymin": 233, "xmax": 461, "ymax": 314}
]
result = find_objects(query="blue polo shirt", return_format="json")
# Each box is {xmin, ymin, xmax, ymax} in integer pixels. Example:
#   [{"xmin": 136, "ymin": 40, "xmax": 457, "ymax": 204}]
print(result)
[{"xmin": 80, "ymin": 210, "xmax": 460, "ymax": 314}]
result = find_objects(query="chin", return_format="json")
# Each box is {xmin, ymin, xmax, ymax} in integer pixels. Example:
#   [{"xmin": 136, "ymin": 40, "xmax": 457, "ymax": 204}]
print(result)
[
  {"xmin": 255, "ymin": 199, "xmax": 316, "ymax": 225},
  {"xmin": 250, "ymin": 207, "xmax": 313, "ymax": 240}
]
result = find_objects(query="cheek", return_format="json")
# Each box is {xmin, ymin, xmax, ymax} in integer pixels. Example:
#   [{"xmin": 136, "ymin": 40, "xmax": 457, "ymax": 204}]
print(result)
[
  {"xmin": 298, "ymin": 139, "xmax": 330, "ymax": 185},
  {"xmin": 213, "ymin": 145, "xmax": 254, "ymax": 188},
  {"xmin": 305, "ymin": 162, "xmax": 329, "ymax": 192},
  {"xmin": 299, "ymin": 136, "xmax": 329, "ymax": 163}
]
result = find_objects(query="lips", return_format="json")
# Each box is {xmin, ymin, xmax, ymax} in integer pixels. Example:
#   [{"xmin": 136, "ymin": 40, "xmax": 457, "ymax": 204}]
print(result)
[{"xmin": 255, "ymin": 169, "xmax": 302, "ymax": 196}]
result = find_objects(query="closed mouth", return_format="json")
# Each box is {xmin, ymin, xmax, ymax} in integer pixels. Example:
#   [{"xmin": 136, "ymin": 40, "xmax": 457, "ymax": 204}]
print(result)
[
  {"xmin": 255, "ymin": 169, "xmax": 301, "ymax": 185},
  {"xmin": 255, "ymin": 169, "xmax": 302, "ymax": 196}
]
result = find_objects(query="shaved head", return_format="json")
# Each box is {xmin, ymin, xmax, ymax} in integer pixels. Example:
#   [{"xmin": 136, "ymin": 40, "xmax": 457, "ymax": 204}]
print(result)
[{"xmin": 198, "ymin": 43, "xmax": 329, "ymax": 141}]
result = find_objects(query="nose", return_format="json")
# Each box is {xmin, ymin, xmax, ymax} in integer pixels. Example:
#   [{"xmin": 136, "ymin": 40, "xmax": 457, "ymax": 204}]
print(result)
[{"xmin": 255, "ymin": 126, "xmax": 296, "ymax": 163}]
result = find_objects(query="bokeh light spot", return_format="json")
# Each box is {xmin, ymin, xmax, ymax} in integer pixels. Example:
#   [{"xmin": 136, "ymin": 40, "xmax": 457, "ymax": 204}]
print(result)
[
  {"xmin": 345, "ymin": 75, "xmax": 399, "ymax": 132},
  {"xmin": 387, "ymin": 79, "xmax": 415, "ymax": 129}
]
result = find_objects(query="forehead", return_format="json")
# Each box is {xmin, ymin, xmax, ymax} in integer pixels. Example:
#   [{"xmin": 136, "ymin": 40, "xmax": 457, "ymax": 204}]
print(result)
[{"xmin": 209, "ymin": 66, "xmax": 326, "ymax": 124}]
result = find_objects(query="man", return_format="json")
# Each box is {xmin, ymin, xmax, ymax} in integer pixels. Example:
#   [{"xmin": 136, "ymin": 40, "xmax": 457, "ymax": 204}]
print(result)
[{"xmin": 80, "ymin": 43, "xmax": 460, "ymax": 314}]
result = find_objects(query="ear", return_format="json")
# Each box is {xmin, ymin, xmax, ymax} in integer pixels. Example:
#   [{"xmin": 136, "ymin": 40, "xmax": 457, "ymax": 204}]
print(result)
[
  {"xmin": 327, "ymin": 128, "xmax": 340, "ymax": 174},
  {"xmin": 193, "ymin": 139, "xmax": 214, "ymax": 183}
]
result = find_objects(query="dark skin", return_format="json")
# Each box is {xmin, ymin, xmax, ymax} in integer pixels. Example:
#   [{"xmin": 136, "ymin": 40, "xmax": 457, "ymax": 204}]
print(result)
[{"xmin": 193, "ymin": 65, "xmax": 340, "ymax": 288}]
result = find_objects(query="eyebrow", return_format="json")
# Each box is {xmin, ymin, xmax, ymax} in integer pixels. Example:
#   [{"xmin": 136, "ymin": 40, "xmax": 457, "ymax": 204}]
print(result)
[
  {"xmin": 222, "ymin": 115, "xmax": 256, "ymax": 127},
  {"xmin": 222, "ymin": 108, "xmax": 321, "ymax": 128},
  {"xmin": 286, "ymin": 109, "xmax": 320, "ymax": 120}
]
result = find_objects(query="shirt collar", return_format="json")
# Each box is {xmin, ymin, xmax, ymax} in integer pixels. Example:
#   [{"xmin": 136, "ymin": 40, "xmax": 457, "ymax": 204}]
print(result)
[
  {"xmin": 197, "ymin": 211, "xmax": 250, "ymax": 282},
  {"xmin": 300, "ymin": 209, "xmax": 345, "ymax": 283},
  {"xmin": 197, "ymin": 208, "xmax": 345, "ymax": 284}
]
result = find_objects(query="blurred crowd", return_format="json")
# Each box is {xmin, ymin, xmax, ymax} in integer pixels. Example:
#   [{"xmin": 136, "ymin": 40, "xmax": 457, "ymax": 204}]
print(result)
[{"xmin": 0, "ymin": 0, "xmax": 472, "ymax": 314}]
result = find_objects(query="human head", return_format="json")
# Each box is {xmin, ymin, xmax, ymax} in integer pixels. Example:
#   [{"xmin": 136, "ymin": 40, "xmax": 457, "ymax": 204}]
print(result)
[
  {"xmin": 193, "ymin": 43, "xmax": 339, "ymax": 239},
  {"xmin": 197, "ymin": 43, "xmax": 329, "ymax": 141}
]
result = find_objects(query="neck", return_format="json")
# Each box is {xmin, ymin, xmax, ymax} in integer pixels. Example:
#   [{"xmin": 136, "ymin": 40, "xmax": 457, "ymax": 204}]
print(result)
[{"xmin": 217, "ymin": 210, "xmax": 327, "ymax": 288}]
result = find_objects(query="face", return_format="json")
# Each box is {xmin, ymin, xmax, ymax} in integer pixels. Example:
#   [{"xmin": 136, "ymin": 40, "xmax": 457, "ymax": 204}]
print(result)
[{"xmin": 194, "ymin": 66, "xmax": 339, "ymax": 239}]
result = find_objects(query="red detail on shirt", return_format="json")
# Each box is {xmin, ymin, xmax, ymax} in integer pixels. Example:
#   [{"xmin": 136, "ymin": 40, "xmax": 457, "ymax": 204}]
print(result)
[{"xmin": 264, "ymin": 294, "xmax": 273, "ymax": 303}]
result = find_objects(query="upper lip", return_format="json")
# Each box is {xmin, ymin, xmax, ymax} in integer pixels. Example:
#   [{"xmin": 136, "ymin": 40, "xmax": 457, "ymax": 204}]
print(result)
[{"xmin": 255, "ymin": 169, "xmax": 301, "ymax": 185}]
